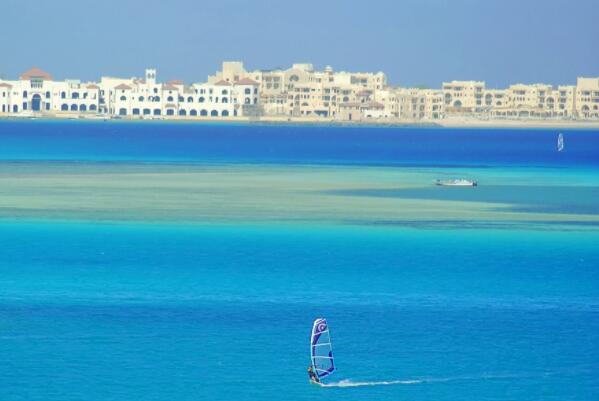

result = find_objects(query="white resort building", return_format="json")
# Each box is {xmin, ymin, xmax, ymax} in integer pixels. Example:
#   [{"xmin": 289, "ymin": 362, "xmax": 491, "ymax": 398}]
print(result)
[{"xmin": 0, "ymin": 63, "xmax": 597, "ymax": 122}]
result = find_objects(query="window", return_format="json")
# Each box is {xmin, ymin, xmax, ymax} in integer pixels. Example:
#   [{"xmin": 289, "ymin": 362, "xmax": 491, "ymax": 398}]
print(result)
[
  {"xmin": 167, "ymin": 96, "xmax": 173, "ymax": 102},
  {"xmin": 45, "ymin": 91, "xmax": 51, "ymax": 99},
  {"xmin": 139, "ymin": 96, "xmax": 144, "ymax": 101},
  {"xmin": 120, "ymin": 96, "xmax": 126, "ymax": 101},
  {"xmin": 244, "ymin": 88, "xmax": 251, "ymax": 95},
  {"xmin": 23, "ymin": 90, "xmax": 28, "ymax": 98},
  {"xmin": 187, "ymin": 96, "xmax": 193, "ymax": 102},
  {"xmin": 199, "ymin": 97, "xmax": 205, "ymax": 103},
  {"xmin": 72, "ymin": 92, "xmax": 79, "ymax": 99}
]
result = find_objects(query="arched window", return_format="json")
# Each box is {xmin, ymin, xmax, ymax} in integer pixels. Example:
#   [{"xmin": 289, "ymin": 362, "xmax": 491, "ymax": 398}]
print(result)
[
  {"xmin": 210, "ymin": 110, "xmax": 218, "ymax": 117},
  {"xmin": 254, "ymin": 88, "xmax": 258, "ymax": 95},
  {"xmin": 187, "ymin": 96, "xmax": 193, "ymax": 102},
  {"xmin": 153, "ymin": 108, "xmax": 161, "ymax": 116},
  {"xmin": 254, "ymin": 97, "xmax": 257, "ymax": 104},
  {"xmin": 119, "ymin": 108, "xmax": 127, "ymax": 116},
  {"xmin": 120, "ymin": 96, "xmax": 126, "ymax": 101},
  {"xmin": 190, "ymin": 110, "xmax": 197, "ymax": 116},
  {"xmin": 13, "ymin": 105, "xmax": 18, "ymax": 113},
  {"xmin": 167, "ymin": 96, "xmax": 174, "ymax": 102},
  {"xmin": 166, "ymin": 109, "xmax": 174, "ymax": 116},
  {"xmin": 222, "ymin": 110, "xmax": 229, "ymax": 117},
  {"xmin": 453, "ymin": 100, "xmax": 462, "ymax": 108},
  {"xmin": 80, "ymin": 104, "xmax": 87, "ymax": 112},
  {"xmin": 70, "ymin": 104, "xmax": 78, "ymax": 111},
  {"xmin": 61, "ymin": 92, "xmax": 66, "ymax": 99},
  {"xmin": 45, "ymin": 91, "xmax": 51, "ymax": 98},
  {"xmin": 222, "ymin": 89, "xmax": 228, "ymax": 95},
  {"xmin": 245, "ymin": 97, "xmax": 250, "ymax": 104},
  {"xmin": 178, "ymin": 96, "xmax": 184, "ymax": 102},
  {"xmin": 143, "ymin": 108, "xmax": 151, "ymax": 115},
  {"xmin": 90, "ymin": 104, "xmax": 97, "ymax": 111},
  {"xmin": 222, "ymin": 97, "xmax": 228, "ymax": 103},
  {"xmin": 23, "ymin": 90, "xmax": 28, "ymax": 98},
  {"xmin": 200, "ymin": 109, "xmax": 208, "ymax": 116},
  {"xmin": 72, "ymin": 92, "xmax": 79, "ymax": 99},
  {"xmin": 244, "ymin": 88, "xmax": 251, "ymax": 95},
  {"xmin": 179, "ymin": 109, "xmax": 187, "ymax": 116},
  {"xmin": 154, "ymin": 96, "xmax": 160, "ymax": 102},
  {"xmin": 199, "ymin": 97, "xmax": 205, "ymax": 103},
  {"xmin": 132, "ymin": 108, "xmax": 140, "ymax": 115},
  {"xmin": 139, "ymin": 96, "xmax": 144, "ymax": 101},
  {"xmin": 61, "ymin": 104, "xmax": 68, "ymax": 111}
]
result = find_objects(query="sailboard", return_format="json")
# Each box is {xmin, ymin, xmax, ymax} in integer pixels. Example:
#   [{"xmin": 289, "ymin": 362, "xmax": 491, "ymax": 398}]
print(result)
[
  {"xmin": 310, "ymin": 318, "xmax": 336, "ymax": 383},
  {"xmin": 557, "ymin": 132, "xmax": 564, "ymax": 152}
]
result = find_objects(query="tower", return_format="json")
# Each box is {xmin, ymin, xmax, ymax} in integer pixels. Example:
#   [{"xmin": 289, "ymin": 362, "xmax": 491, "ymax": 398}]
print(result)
[{"xmin": 145, "ymin": 68, "xmax": 156, "ymax": 84}]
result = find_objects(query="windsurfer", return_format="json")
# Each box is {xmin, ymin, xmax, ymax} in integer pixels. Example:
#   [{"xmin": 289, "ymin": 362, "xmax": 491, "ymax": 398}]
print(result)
[{"xmin": 307, "ymin": 366, "xmax": 320, "ymax": 383}]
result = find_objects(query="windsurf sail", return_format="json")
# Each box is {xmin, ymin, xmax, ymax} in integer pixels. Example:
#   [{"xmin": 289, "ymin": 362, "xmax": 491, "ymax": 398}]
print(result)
[
  {"xmin": 310, "ymin": 318, "xmax": 336, "ymax": 379},
  {"xmin": 557, "ymin": 133, "xmax": 564, "ymax": 152}
]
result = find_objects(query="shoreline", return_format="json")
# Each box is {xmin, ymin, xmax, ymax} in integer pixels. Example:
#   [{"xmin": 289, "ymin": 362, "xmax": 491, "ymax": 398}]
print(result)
[{"xmin": 2, "ymin": 114, "xmax": 599, "ymax": 129}]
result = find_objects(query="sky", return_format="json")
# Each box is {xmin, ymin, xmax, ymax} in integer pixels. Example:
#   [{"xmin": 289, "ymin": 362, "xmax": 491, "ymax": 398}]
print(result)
[{"xmin": 1, "ymin": 0, "xmax": 597, "ymax": 88}]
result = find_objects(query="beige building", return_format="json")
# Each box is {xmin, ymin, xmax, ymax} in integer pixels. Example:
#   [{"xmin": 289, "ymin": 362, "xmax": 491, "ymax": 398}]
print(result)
[
  {"xmin": 398, "ymin": 88, "xmax": 444, "ymax": 120},
  {"xmin": 575, "ymin": 77, "xmax": 599, "ymax": 119},
  {"xmin": 442, "ymin": 81, "xmax": 485, "ymax": 113}
]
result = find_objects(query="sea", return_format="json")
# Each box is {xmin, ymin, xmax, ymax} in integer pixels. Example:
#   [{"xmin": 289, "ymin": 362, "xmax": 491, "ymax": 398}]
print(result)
[{"xmin": 0, "ymin": 120, "xmax": 598, "ymax": 401}]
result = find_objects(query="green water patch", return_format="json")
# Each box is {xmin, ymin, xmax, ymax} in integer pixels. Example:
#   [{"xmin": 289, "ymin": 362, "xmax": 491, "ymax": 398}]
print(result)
[{"xmin": 326, "ymin": 185, "xmax": 599, "ymax": 215}]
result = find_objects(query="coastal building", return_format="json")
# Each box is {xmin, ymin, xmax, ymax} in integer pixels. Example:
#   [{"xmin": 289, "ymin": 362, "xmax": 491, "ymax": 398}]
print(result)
[
  {"xmin": 99, "ymin": 69, "xmax": 259, "ymax": 118},
  {"xmin": 208, "ymin": 61, "xmax": 387, "ymax": 119},
  {"xmin": 575, "ymin": 77, "xmax": 599, "ymax": 119},
  {"xmin": 0, "ymin": 67, "xmax": 100, "ymax": 115},
  {"xmin": 398, "ymin": 88, "xmax": 444, "ymax": 120},
  {"xmin": 442, "ymin": 80, "xmax": 486, "ymax": 113},
  {"xmin": 1, "ymin": 64, "xmax": 597, "ymax": 122}
]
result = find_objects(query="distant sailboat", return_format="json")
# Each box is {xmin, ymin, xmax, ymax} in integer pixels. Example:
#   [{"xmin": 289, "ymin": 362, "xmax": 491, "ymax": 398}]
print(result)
[{"xmin": 557, "ymin": 133, "xmax": 564, "ymax": 152}]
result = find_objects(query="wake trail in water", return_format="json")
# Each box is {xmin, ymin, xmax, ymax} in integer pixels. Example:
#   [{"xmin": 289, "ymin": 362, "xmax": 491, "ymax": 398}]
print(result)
[
  {"xmin": 318, "ymin": 370, "xmax": 576, "ymax": 388},
  {"xmin": 319, "ymin": 379, "xmax": 422, "ymax": 387}
]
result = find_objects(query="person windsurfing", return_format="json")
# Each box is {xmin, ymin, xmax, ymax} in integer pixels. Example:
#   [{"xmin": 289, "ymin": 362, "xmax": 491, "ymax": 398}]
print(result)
[{"xmin": 307, "ymin": 366, "xmax": 320, "ymax": 383}]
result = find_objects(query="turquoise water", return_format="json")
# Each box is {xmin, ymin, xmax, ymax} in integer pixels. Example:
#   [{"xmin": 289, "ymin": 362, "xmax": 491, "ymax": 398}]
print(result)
[{"xmin": 0, "ymin": 121, "xmax": 598, "ymax": 400}]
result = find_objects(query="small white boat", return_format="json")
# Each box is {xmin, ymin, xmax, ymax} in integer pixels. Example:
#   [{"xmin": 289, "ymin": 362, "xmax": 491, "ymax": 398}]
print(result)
[{"xmin": 435, "ymin": 179, "xmax": 477, "ymax": 187}]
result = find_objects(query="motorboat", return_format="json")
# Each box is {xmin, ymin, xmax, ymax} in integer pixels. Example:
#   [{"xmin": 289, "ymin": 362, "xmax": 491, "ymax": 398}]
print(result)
[{"xmin": 435, "ymin": 179, "xmax": 477, "ymax": 187}]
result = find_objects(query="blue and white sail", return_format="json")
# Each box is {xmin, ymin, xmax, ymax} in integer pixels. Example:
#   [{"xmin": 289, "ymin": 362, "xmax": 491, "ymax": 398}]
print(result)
[{"xmin": 310, "ymin": 318, "xmax": 336, "ymax": 379}]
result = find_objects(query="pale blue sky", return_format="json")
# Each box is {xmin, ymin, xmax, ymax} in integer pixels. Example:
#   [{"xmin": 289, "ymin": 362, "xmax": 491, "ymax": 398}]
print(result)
[{"xmin": 1, "ymin": 0, "xmax": 597, "ymax": 87}]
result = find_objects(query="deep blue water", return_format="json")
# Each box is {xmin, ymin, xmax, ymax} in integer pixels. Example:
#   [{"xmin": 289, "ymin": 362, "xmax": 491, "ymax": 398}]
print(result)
[
  {"xmin": 0, "ymin": 120, "xmax": 598, "ymax": 167},
  {"xmin": 1, "ymin": 121, "xmax": 598, "ymax": 401}
]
